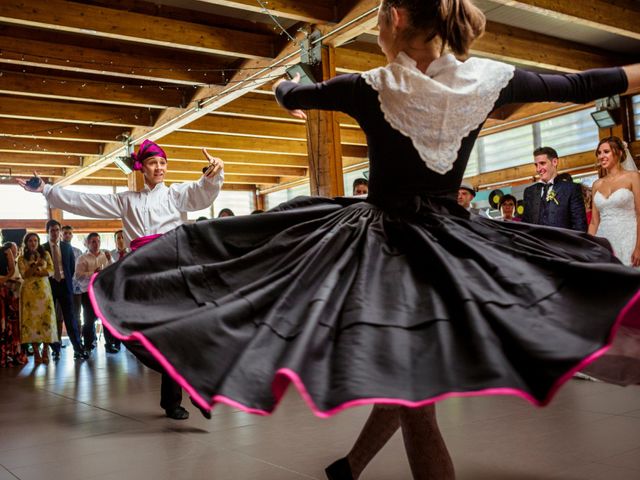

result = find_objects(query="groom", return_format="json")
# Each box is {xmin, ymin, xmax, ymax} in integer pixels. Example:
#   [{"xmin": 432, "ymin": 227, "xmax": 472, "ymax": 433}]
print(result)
[{"xmin": 522, "ymin": 147, "xmax": 587, "ymax": 231}]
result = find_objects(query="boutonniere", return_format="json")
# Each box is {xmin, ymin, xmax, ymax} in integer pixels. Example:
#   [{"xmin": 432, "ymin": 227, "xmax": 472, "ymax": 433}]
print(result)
[{"xmin": 546, "ymin": 190, "xmax": 559, "ymax": 205}]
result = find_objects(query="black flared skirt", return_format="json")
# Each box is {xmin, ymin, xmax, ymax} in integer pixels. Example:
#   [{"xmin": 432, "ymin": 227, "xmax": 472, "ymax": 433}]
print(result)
[{"xmin": 89, "ymin": 196, "xmax": 640, "ymax": 417}]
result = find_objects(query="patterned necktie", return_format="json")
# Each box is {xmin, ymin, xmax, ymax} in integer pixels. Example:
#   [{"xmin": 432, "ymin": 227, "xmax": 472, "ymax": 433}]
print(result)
[{"xmin": 52, "ymin": 243, "xmax": 63, "ymax": 282}]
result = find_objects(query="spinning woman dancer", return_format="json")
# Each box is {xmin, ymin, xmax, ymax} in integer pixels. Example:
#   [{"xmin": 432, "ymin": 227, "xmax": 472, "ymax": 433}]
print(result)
[{"xmin": 90, "ymin": 0, "xmax": 639, "ymax": 478}]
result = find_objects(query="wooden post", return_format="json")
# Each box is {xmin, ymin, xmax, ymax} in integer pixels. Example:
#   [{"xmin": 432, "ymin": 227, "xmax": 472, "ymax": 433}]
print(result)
[
  {"xmin": 306, "ymin": 46, "xmax": 344, "ymax": 197},
  {"xmin": 254, "ymin": 188, "xmax": 266, "ymax": 211},
  {"xmin": 128, "ymin": 170, "xmax": 144, "ymax": 192}
]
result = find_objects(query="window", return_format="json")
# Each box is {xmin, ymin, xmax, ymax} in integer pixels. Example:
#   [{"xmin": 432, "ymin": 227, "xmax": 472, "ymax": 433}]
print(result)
[
  {"xmin": 463, "ymin": 143, "xmax": 481, "ymax": 177},
  {"xmin": 539, "ymin": 108, "xmax": 599, "ymax": 157},
  {"xmin": 62, "ymin": 185, "xmax": 118, "ymax": 220},
  {"xmin": 265, "ymin": 190, "xmax": 288, "ymax": 210},
  {"xmin": 213, "ymin": 190, "xmax": 254, "ymax": 217},
  {"xmin": 0, "ymin": 184, "xmax": 48, "ymax": 219},
  {"xmin": 482, "ymin": 124, "xmax": 535, "ymax": 172}
]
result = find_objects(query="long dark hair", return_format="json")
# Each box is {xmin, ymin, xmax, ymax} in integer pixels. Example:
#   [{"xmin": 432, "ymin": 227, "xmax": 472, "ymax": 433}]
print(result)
[
  {"xmin": 22, "ymin": 232, "xmax": 45, "ymax": 262},
  {"xmin": 381, "ymin": 0, "xmax": 485, "ymax": 56}
]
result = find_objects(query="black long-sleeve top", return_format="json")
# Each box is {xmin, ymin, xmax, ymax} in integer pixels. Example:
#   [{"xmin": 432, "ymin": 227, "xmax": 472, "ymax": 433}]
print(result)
[{"xmin": 276, "ymin": 66, "xmax": 627, "ymax": 208}]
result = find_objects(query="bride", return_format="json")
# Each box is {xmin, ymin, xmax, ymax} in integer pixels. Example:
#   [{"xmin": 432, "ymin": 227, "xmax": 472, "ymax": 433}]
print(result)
[{"xmin": 588, "ymin": 136, "xmax": 640, "ymax": 267}]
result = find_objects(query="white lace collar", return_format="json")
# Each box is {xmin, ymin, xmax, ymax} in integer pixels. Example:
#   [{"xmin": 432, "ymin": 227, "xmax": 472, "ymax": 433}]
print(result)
[{"xmin": 362, "ymin": 52, "xmax": 515, "ymax": 175}]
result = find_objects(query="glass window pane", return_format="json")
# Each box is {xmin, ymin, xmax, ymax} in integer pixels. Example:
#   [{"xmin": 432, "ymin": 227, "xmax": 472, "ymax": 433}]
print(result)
[
  {"xmin": 265, "ymin": 190, "xmax": 288, "ymax": 210},
  {"xmin": 463, "ymin": 144, "xmax": 480, "ymax": 177},
  {"xmin": 482, "ymin": 124, "xmax": 534, "ymax": 172},
  {"xmin": 539, "ymin": 108, "xmax": 599, "ymax": 157},
  {"xmin": 211, "ymin": 190, "xmax": 254, "ymax": 217},
  {"xmin": 0, "ymin": 184, "xmax": 48, "ymax": 219},
  {"xmin": 287, "ymin": 183, "xmax": 310, "ymax": 200}
]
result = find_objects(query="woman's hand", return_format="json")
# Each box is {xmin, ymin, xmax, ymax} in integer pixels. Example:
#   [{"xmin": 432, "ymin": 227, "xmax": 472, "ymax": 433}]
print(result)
[
  {"xmin": 273, "ymin": 73, "xmax": 307, "ymax": 120},
  {"xmin": 202, "ymin": 149, "xmax": 224, "ymax": 179},
  {"xmin": 16, "ymin": 171, "xmax": 45, "ymax": 193},
  {"xmin": 632, "ymin": 246, "xmax": 640, "ymax": 267}
]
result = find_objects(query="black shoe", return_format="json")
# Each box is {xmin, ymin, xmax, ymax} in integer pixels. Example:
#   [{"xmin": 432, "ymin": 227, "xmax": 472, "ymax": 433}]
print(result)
[
  {"xmin": 52, "ymin": 351, "xmax": 60, "ymax": 361},
  {"xmin": 73, "ymin": 350, "xmax": 89, "ymax": 360},
  {"xmin": 165, "ymin": 406, "xmax": 189, "ymax": 420},
  {"xmin": 190, "ymin": 397, "xmax": 212, "ymax": 420},
  {"xmin": 325, "ymin": 458, "xmax": 353, "ymax": 480},
  {"xmin": 105, "ymin": 344, "xmax": 119, "ymax": 354}
]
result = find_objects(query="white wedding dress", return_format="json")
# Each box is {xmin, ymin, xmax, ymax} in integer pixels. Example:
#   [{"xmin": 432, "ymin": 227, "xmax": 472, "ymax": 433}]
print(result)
[{"xmin": 594, "ymin": 188, "xmax": 637, "ymax": 267}]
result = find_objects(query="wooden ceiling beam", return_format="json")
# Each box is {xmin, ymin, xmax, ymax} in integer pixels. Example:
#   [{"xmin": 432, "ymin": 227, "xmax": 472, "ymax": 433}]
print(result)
[
  {"xmin": 216, "ymin": 93, "xmax": 359, "ymax": 127},
  {"xmin": 102, "ymin": 163, "xmax": 306, "ymax": 177},
  {"xmin": 0, "ymin": 138, "xmax": 101, "ymax": 156},
  {"xmin": 0, "ymin": 118, "xmax": 129, "ymax": 143},
  {"xmin": 322, "ymin": 0, "xmax": 379, "ymax": 47},
  {"xmin": 0, "ymin": 96, "xmax": 154, "ymax": 127},
  {"xmin": 197, "ymin": 0, "xmax": 337, "ymax": 23},
  {"xmin": 181, "ymin": 115, "xmax": 367, "ymax": 144},
  {"xmin": 90, "ymin": 169, "xmax": 281, "ymax": 185},
  {"xmin": 490, "ymin": 0, "xmax": 640, "ymax": 41},
  {"xmin": 0, "ymin": 0, "xmax": 276, "ymax": 60},
  {"xmin": 361, "ymin": 21, "xmax": 636, "ymax": 73},
  {"xmin": 0, "ymin": 153, "xmax": 82, "ymax": 168},
  {"xmin": 161, "ymin": 132, "xmax": 309, "ymax": 155},
  {"xmin": 0, "ymin": 34, "xmax": 222, "ymax": 86},
  {"xmin": 473, "ymin": 21, "xmax": 634, "ymax": 73},
  {"xmin": 161, "ymin": 148, "xmax": 308, "ymax": 167},
  {"xmin": 0, "ymin": 70, "xmax": 184, "ymax": 108}
]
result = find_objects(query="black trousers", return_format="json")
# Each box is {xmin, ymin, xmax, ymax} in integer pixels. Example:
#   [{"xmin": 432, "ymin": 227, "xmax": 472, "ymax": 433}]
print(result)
[
  {"xmin": 49, "ymin": 278, "xmax": 83, "ymax": 354},
  {"xmin": 124, "ymin": 340, "xmax": 182, "ymax": 411},
  {"xmin": 80, "ymin": 293, "xmax": 121, "ymax": 349}
]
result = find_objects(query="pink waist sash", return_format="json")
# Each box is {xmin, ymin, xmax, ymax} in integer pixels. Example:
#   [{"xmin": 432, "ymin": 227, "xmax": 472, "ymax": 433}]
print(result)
[{"xmin": 130, "ymin": 234, "xmax": 162, "ymax": 252}]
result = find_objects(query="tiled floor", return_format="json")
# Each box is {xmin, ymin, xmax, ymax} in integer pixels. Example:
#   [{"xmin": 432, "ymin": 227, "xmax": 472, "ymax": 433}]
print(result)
[{"xmin": 2, "ymin": 346, "xmax": 640, "ymax": 479}]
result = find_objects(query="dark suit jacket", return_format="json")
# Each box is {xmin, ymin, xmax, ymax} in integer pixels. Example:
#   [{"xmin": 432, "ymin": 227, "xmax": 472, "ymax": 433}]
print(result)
[
  {"xmin": 522, "ymin": 180, "xmax": 587, "ymax": 231},
  {"xmin": 43, "ymin": 241, "xmax": 76, "ymax": 293}
]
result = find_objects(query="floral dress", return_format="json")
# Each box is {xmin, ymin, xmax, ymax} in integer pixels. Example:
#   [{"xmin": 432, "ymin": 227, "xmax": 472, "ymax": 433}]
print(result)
[{"xmin": 19, "ymin": 253, "xmax": 58, "ymax": 344}]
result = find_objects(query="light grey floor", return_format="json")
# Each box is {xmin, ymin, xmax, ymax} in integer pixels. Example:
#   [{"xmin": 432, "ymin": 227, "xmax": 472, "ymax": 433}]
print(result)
[{"xmin": 2, "ymin": 345, "xmax": 640, "ymax": 480}]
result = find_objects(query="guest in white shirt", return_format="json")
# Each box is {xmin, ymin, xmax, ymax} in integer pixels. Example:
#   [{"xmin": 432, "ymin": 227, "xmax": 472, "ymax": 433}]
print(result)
[
  {"xmin": 75, "ymin": 233, "xmax": 115, "ymax": 354},
  {"xmin": 17, "ymin": 140, "xmax": 223, "ymax": 420}
]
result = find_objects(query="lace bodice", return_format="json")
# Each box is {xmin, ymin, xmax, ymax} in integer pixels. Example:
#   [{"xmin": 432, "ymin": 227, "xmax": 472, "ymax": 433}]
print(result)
[{"xmin": 595, "ymin": 188, "xmax": 637, "ymax": 266}]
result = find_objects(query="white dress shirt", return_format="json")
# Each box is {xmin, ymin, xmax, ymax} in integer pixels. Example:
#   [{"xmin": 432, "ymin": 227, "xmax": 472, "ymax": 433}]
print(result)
[
  {"xmin": 74, "ymin": 251, "xmax": 112, "ymax": 294},
  {"xmin": 43, "ymin": 174, "xmax": 223, "ymax": 246}
]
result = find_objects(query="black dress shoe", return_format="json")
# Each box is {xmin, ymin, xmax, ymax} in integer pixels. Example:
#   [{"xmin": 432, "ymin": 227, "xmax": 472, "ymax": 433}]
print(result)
[
  {"xmin": 190, "ymin": 397, "xmax": 212, "ymax": 420},
  {"xmin": 105, "ymin": 344, "xmax": 119, "ymax": 354},
  {"xmin": 73, "ymin": 350, "xmax": 89, "ymax": 360},
  {"xmin": 325, "ymin": 458, "xmax": 353, "ymax": 480},
  {"xmin": 165, "ymin": 406, "xmax": 189, "ymax": 420},
  {"xmin": 52, "ymin": 351, "xmax": 60, "ymax": 361}
]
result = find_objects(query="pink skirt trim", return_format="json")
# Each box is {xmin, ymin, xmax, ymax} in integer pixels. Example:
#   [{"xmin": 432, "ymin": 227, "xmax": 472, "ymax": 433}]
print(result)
[{"xmin": 88, "ymin": 272, "xmax": 640, "ymax": 417}]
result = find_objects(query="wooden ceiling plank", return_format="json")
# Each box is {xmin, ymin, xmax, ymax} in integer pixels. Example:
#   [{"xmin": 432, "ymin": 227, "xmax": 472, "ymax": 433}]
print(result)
[
  {"xmin": 0, "ymin": 138, "xmax": 101, "ymax": 155},
  {"xmin": 0, "ymin": 96, "xmax": 153, "ymax": 127},
  {"xmin": 103, "ymin": 163, "xmax": 306, "ymax": 177},
  {"xmin": 160, "ymin": 148, "xmax": 308, "ymax": 167},
  {"xmin": 0, "ymin": 153, "xmax": 82, "ymax": 168},
  {"xmin": 0, "ymin": 118, "xmax": 129, "ymax": 143},
  {"xmin": 0, "ymin": 34, "xmax": 221, "ymax": 85},
  {"xmin": 473, "ymin": 21, "xmax": 634, "ymax": 73},
  {"xmin": 197, "ymin": 0, "xmax": 337, "ymax": 23},
  {"xmin": 215, "ymin": 93, "xmax": 358, "ymax": 127},
  {"xmin": 0, "ymin": 0, "xmax": 276, "ymax": 59},
  {"xmin": 0, "ymin": 70, "xmax": 184, "ymax": 108},
  {"xmin": 491, "ymin": 0, "xmax": 640, "ymax": 41}
]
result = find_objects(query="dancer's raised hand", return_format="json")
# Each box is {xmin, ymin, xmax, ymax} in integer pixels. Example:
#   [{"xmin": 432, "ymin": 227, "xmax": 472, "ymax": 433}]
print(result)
[{"xmin": 202, "ymin": 149, "xmax": 224, "ymax": 179}]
